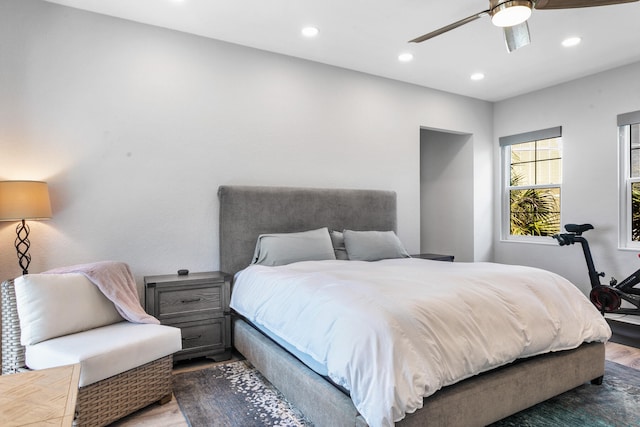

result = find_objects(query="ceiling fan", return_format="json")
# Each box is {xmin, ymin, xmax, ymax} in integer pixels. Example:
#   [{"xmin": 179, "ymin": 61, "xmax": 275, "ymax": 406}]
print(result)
[{"xmin": 409, "ymin": 0, "xmax": 639, "ymax": 52}]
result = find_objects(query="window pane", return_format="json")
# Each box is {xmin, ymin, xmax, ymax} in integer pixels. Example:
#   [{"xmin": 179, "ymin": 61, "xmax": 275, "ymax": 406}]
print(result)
[
  {"xmin": 510, "ymin": 188, "xmax": 560, "ymax": 236},
  {"xmin": 511, "ymin": 162, "xmax": 535, "ymax": 186},
  {"xmin": 632, "ymin": 124, "xmax": 640, "ymax": 178},
  {"xmin": 511, "ymin": 142, "xmax": 535, "ymax": 164},
  {"xmin": 632, "ymin": 182, "xmax": 640, "ymax": 241},
  {"xmin": 511, "ymin": 141, "xmax": 536, "ymax": 187},
  {"xmin": 631, "ymin": 150, "xmax": 640, "ymax": 178},
  {"xmin": 536, "ymin": 158, "xmax": 562, "ymax": 185},
  {"xmin": 536, "ymin": 137, "xmax": 561, "ymax": 161}
]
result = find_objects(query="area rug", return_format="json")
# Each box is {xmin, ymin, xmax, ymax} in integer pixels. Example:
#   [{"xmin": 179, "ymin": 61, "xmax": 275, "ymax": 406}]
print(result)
[
  {"xmin": 489, "ymin": 360, "xmax": 640, "ymax": 427},
  {"xmin": 174, "ymin": 360, "xmax": 640, "ymax": 427},
  {"xmin": 173, "ymin": 360, "xmax": 311, "ymax": 426}
]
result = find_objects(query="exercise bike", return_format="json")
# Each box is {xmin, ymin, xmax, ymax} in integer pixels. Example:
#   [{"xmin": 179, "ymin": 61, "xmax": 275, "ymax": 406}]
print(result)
[{"xmin": 553, "ymin": 223, "xmax": 640, "ymax": 315}]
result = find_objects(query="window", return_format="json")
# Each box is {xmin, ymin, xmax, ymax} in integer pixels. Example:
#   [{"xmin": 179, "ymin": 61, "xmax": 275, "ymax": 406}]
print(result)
[
  {"xmin": 619, "ymin": 110, "xmax": 640, "ymax": 248},
  {"xmin": 500, "ymin": 127, "xmax": 562, "ymax": 239}
]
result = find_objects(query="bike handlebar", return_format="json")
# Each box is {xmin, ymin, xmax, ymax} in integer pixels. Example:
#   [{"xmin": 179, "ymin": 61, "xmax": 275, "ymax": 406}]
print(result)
[
  {"xmin": 552, "ymin": 223, "xmax": 595, "ymax": 245},
  {"xmin": 552, "ymin": 233, "xmax": 574, "ymax": 246}
]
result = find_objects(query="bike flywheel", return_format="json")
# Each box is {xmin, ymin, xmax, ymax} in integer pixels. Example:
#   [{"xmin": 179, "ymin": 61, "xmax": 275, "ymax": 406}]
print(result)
[{"xmin": 589, "ymin": 285, "xmax": 622, "ymax": 312}]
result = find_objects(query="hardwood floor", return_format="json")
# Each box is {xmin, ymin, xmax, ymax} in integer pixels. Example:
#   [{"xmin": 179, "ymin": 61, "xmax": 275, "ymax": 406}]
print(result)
[
  {"xmin": 604, "ymin": 341, "xmax": 640, "ymax": 370},
  {"xmin": 110, "ymin": 342, "xmax": 640, "ymax": 426},
  {"xmin": 109, "ymin": 356, "xmax": 234, "ymax": 427}
]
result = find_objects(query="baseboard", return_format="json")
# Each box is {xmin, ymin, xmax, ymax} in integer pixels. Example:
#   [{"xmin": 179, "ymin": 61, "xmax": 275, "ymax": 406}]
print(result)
[{"xmin": 606, "ymin": 319, "xmax": 640, "ymax": 348}]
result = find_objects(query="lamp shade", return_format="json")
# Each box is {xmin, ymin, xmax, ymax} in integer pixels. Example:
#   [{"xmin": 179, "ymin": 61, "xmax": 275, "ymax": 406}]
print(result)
[{"xmin": 0, "ymin": 181, "xmax": 52, "ymax": 221}]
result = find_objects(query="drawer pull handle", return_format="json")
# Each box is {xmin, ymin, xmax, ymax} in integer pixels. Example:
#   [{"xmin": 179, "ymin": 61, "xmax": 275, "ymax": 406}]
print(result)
[
  {"xmin": 182, "ymin": 335, "xmax": 202, "ymax": 341},
  {"xmin": 181, "ymin": 298, "xmax": 202, "ymax": 304}
]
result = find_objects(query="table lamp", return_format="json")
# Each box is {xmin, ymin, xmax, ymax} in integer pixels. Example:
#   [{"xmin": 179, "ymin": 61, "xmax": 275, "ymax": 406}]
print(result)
[{"xmin": 0, "ymin": 181, "xmax": 52, "ymax": 275}]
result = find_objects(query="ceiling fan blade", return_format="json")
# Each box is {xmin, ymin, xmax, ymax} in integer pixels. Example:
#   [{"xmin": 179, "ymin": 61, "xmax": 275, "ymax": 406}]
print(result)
[
  {"xmin": 534, "ymin": 0, "xmax": 638, "ymax": 9},
  {"xmin": 409, "ymin": 10, "xmax": 489, "ymax": 43},
  {"xmin": 504, "ymin": 21, "xmax": 531, "ymax": 52}
]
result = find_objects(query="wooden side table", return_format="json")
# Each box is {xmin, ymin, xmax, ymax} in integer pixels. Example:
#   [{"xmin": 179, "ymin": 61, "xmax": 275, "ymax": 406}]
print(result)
[
  {"xmin": 144, "ymin": 271, "xmax": 232, "ymax": 362},
  {"xmin": 411, "ymin": 253, "xmax": 455, "ymax": 262},
  {"xmin": 0, "ymin": 363, "xmax": 80, "ymax": 427}
]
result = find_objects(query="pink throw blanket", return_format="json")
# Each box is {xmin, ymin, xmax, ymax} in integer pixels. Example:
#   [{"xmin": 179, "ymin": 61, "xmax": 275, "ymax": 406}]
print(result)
[{"xmin": 45, "ymin": 261, "xmax": 159, "ymax": 324}]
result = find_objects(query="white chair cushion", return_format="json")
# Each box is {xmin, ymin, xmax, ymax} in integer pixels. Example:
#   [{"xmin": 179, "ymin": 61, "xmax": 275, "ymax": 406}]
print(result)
[
  {"xmin": 24, "ymin": 321, "xmax": 182, "ymax": 387},
  {"xmin": 15, "ymin": 273, "xmax": 124, "ymax": 346}
]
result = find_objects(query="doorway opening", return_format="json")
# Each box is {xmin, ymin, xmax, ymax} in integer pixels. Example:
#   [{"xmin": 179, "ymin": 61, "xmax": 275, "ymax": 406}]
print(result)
[{"xmin": 420, "ymin": 128, "xmax": 473, "ymax": 262}]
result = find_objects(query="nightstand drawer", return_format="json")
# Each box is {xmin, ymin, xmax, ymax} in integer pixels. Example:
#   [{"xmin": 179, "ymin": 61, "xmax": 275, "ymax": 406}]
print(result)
[
  {"xmin": 172, "ymin": 317, "xmax": 230, "ymax": 362},
  {"xmin": 179, "ymin": 319, "xmax": 225, "ymax": 350},
  {"xmin": 157, "ymin": 285, "xmax": 223, "ymax": 317}
]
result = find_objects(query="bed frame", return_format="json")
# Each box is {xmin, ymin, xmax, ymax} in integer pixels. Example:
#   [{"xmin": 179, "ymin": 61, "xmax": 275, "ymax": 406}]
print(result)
[{"xmin": 218, "ymin": 185, "xmax": 605, "ymax": 427}]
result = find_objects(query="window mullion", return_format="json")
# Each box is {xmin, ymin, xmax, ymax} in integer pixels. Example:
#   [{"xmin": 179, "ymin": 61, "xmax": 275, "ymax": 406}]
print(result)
[
  {"xmin": 507, "ymin": 183, "xmax": 561, "ymax": 191},
  {"xmin": 534, "ymin": 140, "xmax": 538, "ymax": 186}
]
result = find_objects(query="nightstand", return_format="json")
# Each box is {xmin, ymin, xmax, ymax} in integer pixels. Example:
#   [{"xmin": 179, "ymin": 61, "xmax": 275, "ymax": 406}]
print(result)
[
  {"xmin": 411, "ymin": 253, "xmax": 455, "ymax": 262},
  {"xmin": 144, "ymin": 271, "xmax": 232, "ymax": 362}
]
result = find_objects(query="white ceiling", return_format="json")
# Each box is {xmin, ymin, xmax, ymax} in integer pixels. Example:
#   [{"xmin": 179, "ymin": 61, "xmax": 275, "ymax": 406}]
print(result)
[{"xmin": 43, "ymin": 0, "xmax": 640, "ymax": 102}]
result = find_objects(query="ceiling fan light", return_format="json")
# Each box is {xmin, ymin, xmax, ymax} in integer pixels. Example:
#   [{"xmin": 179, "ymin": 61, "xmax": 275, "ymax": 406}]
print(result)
[{"xmin": 491, "ymin": 1, "xmax": 532, "ymax": 27}]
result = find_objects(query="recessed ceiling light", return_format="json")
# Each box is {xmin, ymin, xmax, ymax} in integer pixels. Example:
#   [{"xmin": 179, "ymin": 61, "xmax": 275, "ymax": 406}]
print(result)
[
  {"xmin": 562, "ymin": 36, "xmax": 581, "ymax": 47},
  {"xmin": 398, "ymin": 53, "xmax": 414, "ymax": 62},
  {"xmin": 470, "ymin": 73, "xmax": 485, "ymax": 81},
  {"xmin": 301, "ymin": 27, "xmax": 319, "ymax": 38}
]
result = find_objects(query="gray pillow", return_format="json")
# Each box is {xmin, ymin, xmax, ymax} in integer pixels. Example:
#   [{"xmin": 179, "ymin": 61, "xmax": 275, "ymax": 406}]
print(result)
[
  {"xmin": 330, "ymin": 230, "xmax": 349, "ymax": 260},
  {"xmin": 252, "ymin": 227, "xmax": 336, "ymax": 266},
  {"xmin": 343, "ymin": 230, "xmax": 410, "ymax": 261}
]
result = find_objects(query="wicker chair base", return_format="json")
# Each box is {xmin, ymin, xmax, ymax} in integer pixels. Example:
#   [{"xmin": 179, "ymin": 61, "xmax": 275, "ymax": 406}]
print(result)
[
  {"xmin": 1, "ymin": 279, "xmax": 24, "ymax": 375},
  {"xmin": 74, "ymin": 355, "xmax": 174, "ymax": 427}
]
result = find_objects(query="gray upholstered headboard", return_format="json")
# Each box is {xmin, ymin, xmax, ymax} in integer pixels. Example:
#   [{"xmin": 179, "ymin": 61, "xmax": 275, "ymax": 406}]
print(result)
[{"xmin": 218, "ymin": 185, "xmax": 397, "ymax": 275}]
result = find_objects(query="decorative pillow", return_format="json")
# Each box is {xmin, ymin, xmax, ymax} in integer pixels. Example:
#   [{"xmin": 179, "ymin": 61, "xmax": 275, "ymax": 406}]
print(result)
[
  {"xmin": 14, "ymin": 273, "xmax": 124, "ymax": 346},
  {"xmin": 252, "ymin": 227, "xmax": 336, "ymax": 266},
  {"xmin": 343, "ymin": 230, "xmax": 410, "ymax": 261},
  {"xmin": 330, "ymin": 230, "xmax": 349, "ymax": 260}
]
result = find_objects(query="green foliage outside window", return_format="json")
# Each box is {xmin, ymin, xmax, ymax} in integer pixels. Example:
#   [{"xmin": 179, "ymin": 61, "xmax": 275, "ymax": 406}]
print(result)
[
  {"xmin": 509, "ymin": 176, "xmax": 560, "ymax": 236},
  {"xmin": 630, "ymin": 124, "xmax": 640, "ymax": 241},
  {"xmin": 632, "ymin": 182, "xmax": 640, "ymax": 241}
]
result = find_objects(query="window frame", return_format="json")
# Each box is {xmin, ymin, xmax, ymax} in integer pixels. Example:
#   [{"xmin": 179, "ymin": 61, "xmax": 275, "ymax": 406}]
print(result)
[
  {"xmin": 500, "ymin": 127, "xmax": 563, "ymax": 243},
  {"xmin": 618, "ymin": 110, "xmax": 640, "ymax": 249}
]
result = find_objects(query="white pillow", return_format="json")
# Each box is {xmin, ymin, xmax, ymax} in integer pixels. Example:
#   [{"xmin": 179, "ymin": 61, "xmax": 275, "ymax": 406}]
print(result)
[
  {"xmin": 252, "ymin": 227, "xmax": 336, "ymax": 266},
  {"xmin": 14, "ymin": 273, "xmax": 124, "ymax": 346}
]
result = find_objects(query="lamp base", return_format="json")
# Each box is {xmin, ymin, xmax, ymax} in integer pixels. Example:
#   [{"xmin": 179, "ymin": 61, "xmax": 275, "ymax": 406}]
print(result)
[{"xmin": 15, "ymin": 219, "xmax": 31, "ymax": 275}]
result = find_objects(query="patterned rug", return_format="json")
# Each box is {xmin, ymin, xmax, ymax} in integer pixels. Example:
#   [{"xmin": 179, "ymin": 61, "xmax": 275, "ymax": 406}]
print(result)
[
  {"xmin": 173, "ymin": 360, "xmax": 311, "ymax": 426},
  {"xmin": 489, "ymin": 360, "xmax": 640, "ymax": 427},
  {"xmin": 173, "ymin": 360, "xmax": 640, "ymax": 427}
]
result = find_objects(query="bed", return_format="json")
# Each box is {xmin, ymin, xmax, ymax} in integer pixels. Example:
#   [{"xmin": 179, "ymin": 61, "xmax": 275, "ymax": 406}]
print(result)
[{"xmin": 218, "ymin": 185, "xmax": 610, "ymax": 427}]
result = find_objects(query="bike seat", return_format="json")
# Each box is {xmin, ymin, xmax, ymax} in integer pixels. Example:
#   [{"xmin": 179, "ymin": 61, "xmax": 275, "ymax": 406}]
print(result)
[{"xmin": 564, "ymin": 223, "xmax": 594, "ymax": 234}]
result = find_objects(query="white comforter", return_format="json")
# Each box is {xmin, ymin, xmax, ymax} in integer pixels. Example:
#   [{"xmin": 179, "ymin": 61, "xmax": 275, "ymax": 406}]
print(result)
[{"xmin": 230, "ymin": 259, "xmax": 611, "ymax": 427}]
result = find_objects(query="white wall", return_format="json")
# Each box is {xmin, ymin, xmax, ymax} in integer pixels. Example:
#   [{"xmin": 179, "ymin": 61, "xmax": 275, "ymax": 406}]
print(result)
[
  {"xmin": 493, "ymin": 61, "xmax": 640, "ymax": 295},
  {"xmin": 0, "ymin": 0, "xmax": 494, "ymax": 286}
]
